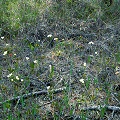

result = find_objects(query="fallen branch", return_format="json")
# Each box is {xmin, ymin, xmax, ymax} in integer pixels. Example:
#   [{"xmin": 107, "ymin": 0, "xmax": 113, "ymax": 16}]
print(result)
[
  {"xmin": 1, "ymin": 87, "xmax": 120, "ymax": 113},
  {"xmin": 0, "ymin": 87, "xmax": 66, "ymax": 106},
  {"xmin": 80, "ymin": 105, "xmax": 120, "ymax": 112}
]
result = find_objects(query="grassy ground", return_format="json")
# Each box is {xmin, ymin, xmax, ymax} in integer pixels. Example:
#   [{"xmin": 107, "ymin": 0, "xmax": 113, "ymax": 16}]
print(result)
[{"xmin": 0, "ymin": 0, "xmax": 120, "ymax": 119}]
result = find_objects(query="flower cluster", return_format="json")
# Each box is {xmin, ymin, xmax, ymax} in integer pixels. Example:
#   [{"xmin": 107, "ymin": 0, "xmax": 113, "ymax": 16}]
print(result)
[{"xmin": 7, "ymin": 73, "xmax": 24, "ymax": 82}]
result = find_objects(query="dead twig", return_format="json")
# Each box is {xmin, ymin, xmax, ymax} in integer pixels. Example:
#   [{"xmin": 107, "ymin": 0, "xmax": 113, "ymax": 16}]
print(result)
[
  {"xmin": 0, "ymin": 87, "xmax": 66, "ymax": 106},
  {"xmin": 80, "ymin": 105, "xmax": 120, "ymax": 112}
]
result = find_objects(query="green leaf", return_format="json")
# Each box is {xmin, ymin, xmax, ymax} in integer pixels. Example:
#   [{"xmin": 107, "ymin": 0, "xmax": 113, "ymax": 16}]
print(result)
[
  {"xmin": 29, "ymin": 43, "xmax": 35, "ymax": 51},
  {"xmin": 100, "ymin": 106, "xmax": 106, "ymax": 118},
  {"xmin": 94, "ymin": 78, "xmax": 98, "ymax": 84},
  {"xmin": 49, "ymin": 65, "xmax": 54, "ymax": 78},
  {"xmin": 30, "ymin": 62, "xmax": 34, "ymax": 69},
  {"xmin": 87, "ymin": 56, "xmax": 91, "ymax": 63},
  {"xmin": 85, "ymin": 77, "xmax": 91, "ymax": 89},
  {"xmin": 115, "ymin": 52, "xmax": 120, "ymax": 63}
]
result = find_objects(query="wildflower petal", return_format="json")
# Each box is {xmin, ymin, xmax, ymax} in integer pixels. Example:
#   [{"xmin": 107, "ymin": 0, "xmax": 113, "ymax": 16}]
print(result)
[
  {"xmin": 16, "ymin": 76, "xmax": 19, "ymax": 80},
  {"xmin": 7, "ymin": 73, "xmax": 12, "ymax": 78},
  {"xmin": 88, "ymin": 41, "xmax": 94, "ymax": 45},
  {"xmin": 26, "ymin": 57, "xmax": 29, "ymax": 60},
  {"xmin": 54, "ymin": 38, "xmax": 58, "ymax": 41},
  {"xmin": 1, "ymin": 36, "xmax": 4, "ymax": 39},
  {"xmin": 79, "ymin": 79, "xmax": 84, "ymax": 84},
  {"xmin": 47, "ymin": 86, "xmax": 50, "ymax": 90},
  {"xmin": 3, "ymin": 51, "xmax": 8, "ymax": 55},
  {"xmin": 83, "ymin": 62, "xmax": 86, "ymax": 67},
  {"xmin": 47, "ymin": 34, "xmax": 52, "ymax": 37},
  {"xmin": 33, "ymin": 60, "xmax": 38, "ymax": 64}
]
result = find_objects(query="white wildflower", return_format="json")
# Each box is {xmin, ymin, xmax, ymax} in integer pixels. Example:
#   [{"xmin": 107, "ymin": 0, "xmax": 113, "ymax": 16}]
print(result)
[
  {"xmin": 79, "ymin": 78, "xmax": 84, "ymax": 84},
  {"xmin": 7, "ymin": 73, "xmax": 13, "ymax": 78},
  {"xmin": 54, "ymin": 38, "xmax": 58, "ymax": 41},
  {"xmin": 88, "ymin": 41, "xmax": 94, "ymax": 45},
  {"xmin": 47, "ymin": 86, "xmax": 50, "ymax": 90},
  {"xmin": 11, "ymin": 79, "xmax": 14, "ymax": 82},
  {"xmin": 47, "ymin": 34, "xmax": 52, "ymax": 38},
  {"xmin": 21, "ymin": 79, "xmax": 24, "ymax": 82},
  {"xmin": 89, "ymin": 55, "xmax": 94, "ymax": 57},
  {"xmin": 95, "ymin": 52, "xmax": 98, "ymax": 55},
  {"xmin": 16, "ymin": 76, "xmax": 19, "ymax": 80},
  {"xmin": 3, "ymin": 51, "xmax": 8, "ymax": 55},
  {"xmin": 49, "ymin": 64, "xmax": 52, "ymax": 73},
  {"xmin": 83, "ymin": 62, "xmax": 86, "ymax": 67},
  {"xmin": 14, "ymin": 53, "xmax": 16, "ymax": 56},
  {"xmin": 1, "ymin": 36, "xmax": 4, "ymax": 39},
  {"xmin": 33, "ymin": 60, "xmax": 38, "ymax": 64},
  {"xmin": 38, "ymin": 40, "xmax": 40, "ymax": 42},
  {"xmin": 111, "ymin": 36, "xmax": 114, "ymax": 38},
  {"xmin": 26, "ymin": 57, "xmax": 29, "ymax": 60},
  {"xmin": 6, "ymin": 44, "xmax": 9, "ymax": 46}
]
